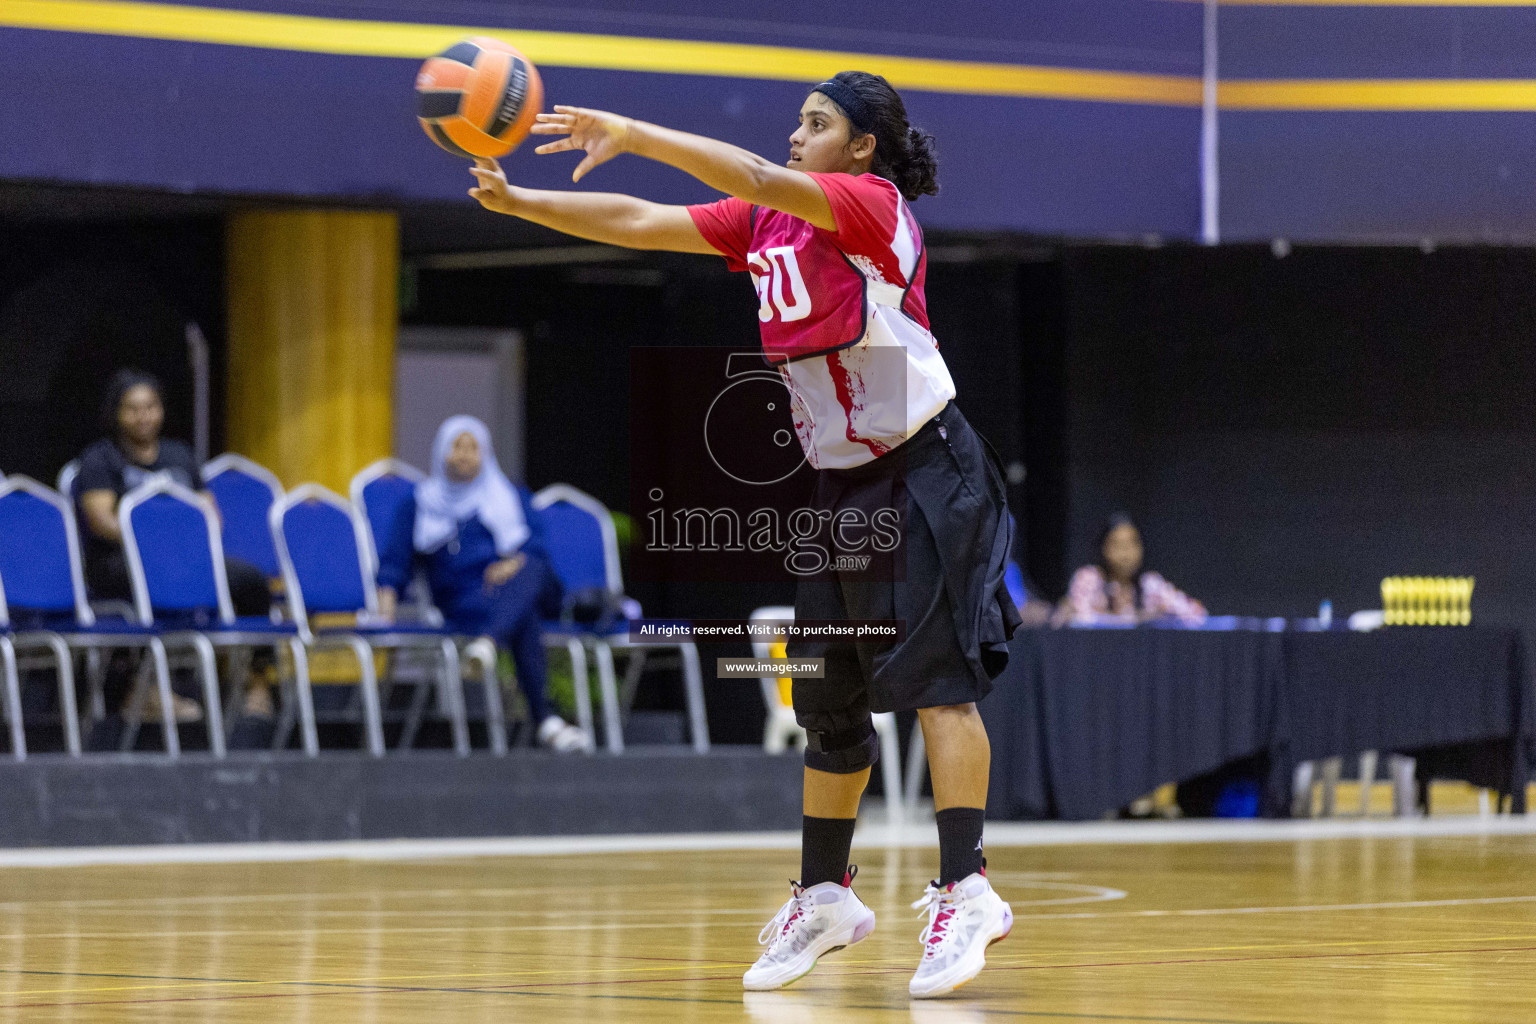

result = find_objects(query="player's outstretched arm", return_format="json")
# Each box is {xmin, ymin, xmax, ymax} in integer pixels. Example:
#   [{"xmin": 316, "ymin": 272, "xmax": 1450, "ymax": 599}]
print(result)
[
  {"xmin": 530, "ymin": 106, "xmax": 836, "ymax": 231},
  {"xmin": 468, "ymin": 158, "xmax": 717, "ymax": 253}
]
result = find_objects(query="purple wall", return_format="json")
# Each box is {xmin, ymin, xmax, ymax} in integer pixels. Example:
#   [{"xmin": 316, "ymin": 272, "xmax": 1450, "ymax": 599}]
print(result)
[{"xmin": 0, "ymin": 0, "xmax": 1202, "ymax": 238}]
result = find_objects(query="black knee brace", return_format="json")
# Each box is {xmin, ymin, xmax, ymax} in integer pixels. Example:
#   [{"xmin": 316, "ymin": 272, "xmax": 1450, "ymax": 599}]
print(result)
[{"xmin": 803, "ymin": 719, "xmax": 880, "ymax": 775}]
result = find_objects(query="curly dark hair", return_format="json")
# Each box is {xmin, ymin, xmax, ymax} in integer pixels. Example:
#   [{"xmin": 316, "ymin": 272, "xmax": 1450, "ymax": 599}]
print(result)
[{"xmin": 813, "ymin": 71, "xmax": 938, "ymax": 202}]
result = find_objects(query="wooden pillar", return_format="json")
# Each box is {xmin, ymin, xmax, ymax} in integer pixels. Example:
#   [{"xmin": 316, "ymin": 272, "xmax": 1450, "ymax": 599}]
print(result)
[{"xmin": 225, "ymin": 209, "xmax": 397, "ymax": 492}]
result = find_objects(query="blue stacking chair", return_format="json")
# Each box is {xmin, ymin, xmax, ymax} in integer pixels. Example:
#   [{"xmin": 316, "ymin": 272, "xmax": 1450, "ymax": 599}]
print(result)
[
  {"xmin": 0, "ymin": 476, "xmax": 174, "ymax": 757},
  {"xmin": 349, "ymin": 459, "xmax": 425, "ymax": 578},
  {"xmin": 349, "ymin": 458, "xmax": 450, "ymax": 628},
  {"xmin": 55, "ymin": 460, "xmax": 79, "ymax": 502},
  {"xmin": 204, "ymin": 454, "xmax": 285, "ymax": 582},
  {"xmin": 533, "ymin": 484, "xmax": 708, "ymax": 754},
  {"xmin": 0, "ymin": 570, "xmax": 38, "ymax": 760},
  {"xmin": 273, "ymin": 484, "xmax": 495, "ymax": 756},
  {"xmin": 119, "ymin": 477, "xmax": 317, "ymax": 757},
  {"xmin": 353, "ymin": 461, "xmax": 575, "ymax": 749}
]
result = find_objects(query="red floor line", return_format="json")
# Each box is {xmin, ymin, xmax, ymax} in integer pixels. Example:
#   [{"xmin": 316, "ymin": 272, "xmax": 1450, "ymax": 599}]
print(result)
[{"xmin": 14, "ymin": 943, "xmax": 1529, "ymax": 1009}]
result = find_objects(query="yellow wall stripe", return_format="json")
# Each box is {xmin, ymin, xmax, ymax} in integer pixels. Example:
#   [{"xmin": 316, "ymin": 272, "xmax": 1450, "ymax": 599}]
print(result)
[
  {"xmin": 13, "ymin": 1, "xmax": 1536, "ymax": 112},
  {"xmin": 1222, "ymin": 78, "xmax": 1536, "ymax": 110},
  {"xmin": 0, "ymin": 0, "xmax": 1202, "ymax": 106}
]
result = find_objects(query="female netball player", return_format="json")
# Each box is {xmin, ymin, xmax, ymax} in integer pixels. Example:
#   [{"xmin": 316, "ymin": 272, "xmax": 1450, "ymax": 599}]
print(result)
[{"xmin": 468, "ymin": 70, "xmax": 1022, "ymax": 998}]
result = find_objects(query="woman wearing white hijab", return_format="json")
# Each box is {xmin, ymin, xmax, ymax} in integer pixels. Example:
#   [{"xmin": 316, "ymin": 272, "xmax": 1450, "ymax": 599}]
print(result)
[{"xmin": 376, "ymin": 416, "xmax": 588, "ymax": 752}]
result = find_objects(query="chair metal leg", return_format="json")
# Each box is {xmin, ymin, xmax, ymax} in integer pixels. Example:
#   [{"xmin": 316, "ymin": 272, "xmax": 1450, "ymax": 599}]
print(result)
[
  {"xmin": 466, "ymin": 638, "xmax": 506, "ymax": 756},
  {"xmin": 763, "ymin": 705, "xmax": 806, "ymax": 754},
  {"xmin": 398, "ymin": 681, "xmax": 430, "ymax": 750},
  {"xmin": 272, "ymin": 678, "xmax": 297, "ymax": 752},
  {"xmin": 591, "ymin": 640, "xmax": 624, "ymax": 754},
  {"xmin": 562, "ymin": 638, "xmax": 595, "ymax": 750},
  {"xmin": 183, "ymin": 635, "xmax": 226, "ymax": 758},
  {"xmin": 677, "ymin": 641, "xmax": 709, "ymax": 753},
  {"xmin": 872, "ymin": 712, "xmax": 903, "ymax": 825},
  {"xmin": 904, "ymin": 721, "xmax": 927, "ymax": 811},
  {"xmin": 148, "ymin": 638, "xmax": 180, "ymax": 758},
  {"xmin": 222, "ymin": 649, "xmax": 251, "ymax": 742},
  {"xmin": 1357, "ymin": 750, "xmax": 1379, "ymax": 816},
  {"xmin": 1319, "ymin": 756, "xmax": 1342, "ymax": 817},
  {"xmin": 1390, "ymin": 755, "xmax": 1417, "ymax": 817},
  {"xmin": 764, "ymin": 708, "xmax": 794, "ymax": 754},
  {"xmin": 0, "ymin": 638, "xmax": 24, "ymax": 762},
  {"xmin": 14, "ymin": 634, "xmax": 78, "ymax": 757},
  {"xmin": 1293, "ymin": 761, "xmax": 1316, "ymax": 818},
  {"xmin": 619, "ymin": 648, "xmax": 648, "ymax": 714},
  {"xmin": 288, "ymin": 638, "xmax": 319, "ymax": 757},
  {"xmin": 85, "ymin": 647, "xmax": 106, "ymax": 724},
  {"xmin": 325, "ymin": 637, "xmax": 383, "ymax": 757},
  {"xmin": 119, "ymin": 656, "xmax": 149, "ymax": 753},
  {"xmin": 44, "ymin": 634, "xmax": 79, "ymax": 757},
  {"xmin": 438, "ymin": 638, "xmax": 470, "ymax": 757}
]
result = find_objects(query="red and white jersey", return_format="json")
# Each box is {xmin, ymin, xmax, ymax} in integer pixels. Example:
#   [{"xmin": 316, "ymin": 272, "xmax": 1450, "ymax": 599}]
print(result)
[{"xmin": 688, "ymin": 172, "xmax": 956, "ymax": 470}]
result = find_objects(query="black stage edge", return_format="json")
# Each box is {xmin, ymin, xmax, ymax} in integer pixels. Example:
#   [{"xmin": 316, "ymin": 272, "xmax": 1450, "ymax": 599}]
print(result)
[{"xmin": 0, "ymin": 748, "xmax": 804, "ymax": 847}]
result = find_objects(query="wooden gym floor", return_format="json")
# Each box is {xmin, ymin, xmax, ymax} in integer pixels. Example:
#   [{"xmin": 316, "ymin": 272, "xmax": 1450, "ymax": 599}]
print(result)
[{"xmin": 1, "ymin": 816, "xmax": 1534, "ymax": 1023}]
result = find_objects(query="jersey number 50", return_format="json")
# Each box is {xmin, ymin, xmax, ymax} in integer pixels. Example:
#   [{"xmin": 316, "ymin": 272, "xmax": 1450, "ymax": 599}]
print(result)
[{"xmin": 748, "ymin": 247, "xmax": 811, "ymax": 324}]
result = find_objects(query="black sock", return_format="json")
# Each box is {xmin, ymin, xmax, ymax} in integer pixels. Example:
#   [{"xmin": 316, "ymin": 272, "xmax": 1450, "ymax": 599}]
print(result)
[
  {"xmin": 936, "ymin": 807, "xmax": 986, "ymax": 885},
  {"xmin": 800, "ymin": 815, "xmax": 857, "ymax": 888}
]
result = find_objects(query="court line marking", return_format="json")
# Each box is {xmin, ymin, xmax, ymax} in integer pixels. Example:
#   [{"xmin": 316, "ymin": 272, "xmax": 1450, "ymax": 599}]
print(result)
[
  {"xmin": 2, "ymin": 958, "xmax": 755, "ymax": 997},
  {"xmin": 0, "ymin": 877, "xmax": 1123, "ymax": 912},
  {"xmin": 0, "ymin": 960, "xmax": 1324, "ymax": 1024},
  {"xmin": 839, "ymin": 1011, "xmax": 1306, "ymax": 1024},
  {"xmin": 10, "ymin": 928, "xmax": 1536, "ymax": 996},
  {"xmin": 988, "ymin": 943, "xmax": 1536, "ymax": 974},
  {"xmin": 9, "ymin": 921, "xmax": 1536, "ymax": 1017},
  {"xmin": 20, "ymin": 942, "xmax": 1536, "ymax": 1021},
  {"xmin": 12, "ymin": 927, "xmax": 1536, "ymax": 1008},
  {"xmin": 15, "ymin": 941, "xmax": 1519, "ymax": 1021},
  {"xmin": 1, "ymin": 813, "xmax": 1533, "ymax": 868},
  {"xmin": 1024, "ymin": 892, "xmax": 1536, "ymax": 920},
  {"xmin": 2, "ymin": 981, "xmax": 1311, "ymax": 1024},
  {"xmin": 4, "ymin": 892, "xmax": 1536, "ymax": 941}
]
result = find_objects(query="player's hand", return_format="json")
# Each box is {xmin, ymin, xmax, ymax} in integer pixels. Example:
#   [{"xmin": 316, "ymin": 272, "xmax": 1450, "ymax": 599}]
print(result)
[
  {"xmin": 468, "ymin": 157, "xmax": 514, "ymax": 213},
  {"xmin": 484, "ymin": 553, "xmax": 527, "ymax": 591},
  {"xmin": 530, "ymin": 105, "xmax": 632, "ymax": 183},
  {"xmin": 376, "ymin": 585, "xmax": 398, "ymax": 625}
]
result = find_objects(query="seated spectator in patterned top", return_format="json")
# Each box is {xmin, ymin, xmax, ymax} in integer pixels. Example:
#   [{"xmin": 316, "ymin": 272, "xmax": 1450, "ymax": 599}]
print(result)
[
  {"xmin": 1060, "ymin": 513, "xmax": 1206, "ymax": 625},
  {"xmin": 375, "ymin": 415, "xmax": 589, "ymax": 752},
  {"xmin": 75, "ymin": 370, "xmax": 278, "ymax": 727}
]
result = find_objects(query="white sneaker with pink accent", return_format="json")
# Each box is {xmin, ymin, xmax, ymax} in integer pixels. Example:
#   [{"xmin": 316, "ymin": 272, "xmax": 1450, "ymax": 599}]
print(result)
[
  {"xmin": 743, "ymin": 871, "xmax": 877, "ymax": 991},
  {"xmin": 908, "ymin": 871, "xmax": 1013, "ymax": 998}
]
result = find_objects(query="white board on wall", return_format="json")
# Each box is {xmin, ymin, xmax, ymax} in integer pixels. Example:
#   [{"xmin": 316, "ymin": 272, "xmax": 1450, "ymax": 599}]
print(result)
[{"xmin": 394, "ymin": 327, "xmax": 524, "ymax": 480}]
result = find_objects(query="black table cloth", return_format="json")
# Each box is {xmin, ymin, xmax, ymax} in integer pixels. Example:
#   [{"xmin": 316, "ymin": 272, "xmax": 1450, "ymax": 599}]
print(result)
[
  {"xmin": 1282, "ymin": 628, "xmax": 1534, "ymax": 812},
  {"xmin": 982, "ymin": 625, "xmax": 1534, "ymax": 820}
]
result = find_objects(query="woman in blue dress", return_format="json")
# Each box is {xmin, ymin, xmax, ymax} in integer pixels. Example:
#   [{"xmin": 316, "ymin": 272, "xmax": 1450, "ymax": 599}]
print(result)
[{"xmin": 375, "ymin": 416, "xmax": 589, "ymax": 752}]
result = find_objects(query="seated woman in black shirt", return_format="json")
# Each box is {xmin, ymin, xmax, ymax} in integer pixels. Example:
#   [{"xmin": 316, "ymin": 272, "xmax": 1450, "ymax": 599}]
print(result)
[{"xmin": 74, "ymin": 370, "xmax": 273, "ymax": 722}]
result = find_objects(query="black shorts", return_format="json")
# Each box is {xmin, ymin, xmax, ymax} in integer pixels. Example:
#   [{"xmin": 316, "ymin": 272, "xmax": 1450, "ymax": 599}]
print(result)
[{"xmin": 787, "ymin": 402, "xmax": 1021, "ymax": 729}]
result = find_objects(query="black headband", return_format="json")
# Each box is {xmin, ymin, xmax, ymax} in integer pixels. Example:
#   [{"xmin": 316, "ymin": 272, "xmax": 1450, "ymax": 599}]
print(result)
[{"xmin": 812, "ymin": 79, "xmax": 874, "ymax": 136}]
